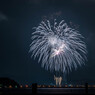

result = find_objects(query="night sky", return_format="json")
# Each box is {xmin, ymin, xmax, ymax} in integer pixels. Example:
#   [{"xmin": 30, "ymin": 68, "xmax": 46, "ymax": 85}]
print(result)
[{"xmin": 0, "ymin": 0, "xmax": 95, "ymax": 85}]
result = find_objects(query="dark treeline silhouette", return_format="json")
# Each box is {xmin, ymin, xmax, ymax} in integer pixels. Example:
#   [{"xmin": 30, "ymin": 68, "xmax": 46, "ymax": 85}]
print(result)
[{"xmin": 0, "ymin": 77, "xmax": 20, "ymax": 88}]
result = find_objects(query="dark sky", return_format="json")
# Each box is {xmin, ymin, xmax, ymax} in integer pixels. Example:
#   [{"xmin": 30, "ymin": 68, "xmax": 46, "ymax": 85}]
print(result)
[{"xmin": 0, "ymin": 0, "xmax": 95, "ymax": 85}]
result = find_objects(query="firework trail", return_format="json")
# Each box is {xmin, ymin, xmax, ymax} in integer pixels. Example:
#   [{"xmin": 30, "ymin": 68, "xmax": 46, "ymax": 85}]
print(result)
[{"xmin": 29, "ymin": 19, "xmax": 87, "ymax": 73}]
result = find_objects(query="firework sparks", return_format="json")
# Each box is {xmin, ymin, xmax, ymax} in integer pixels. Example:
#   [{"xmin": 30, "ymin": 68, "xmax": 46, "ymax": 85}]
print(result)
[{"xmin": 29, "ymin": 19, "xmax": 87, "ymax": 73}]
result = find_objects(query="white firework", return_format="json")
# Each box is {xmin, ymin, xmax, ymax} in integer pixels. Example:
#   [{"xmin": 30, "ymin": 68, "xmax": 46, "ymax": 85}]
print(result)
[{"xmin": 29, "ymin": 19, "xmax": 87, "ymax": 73}]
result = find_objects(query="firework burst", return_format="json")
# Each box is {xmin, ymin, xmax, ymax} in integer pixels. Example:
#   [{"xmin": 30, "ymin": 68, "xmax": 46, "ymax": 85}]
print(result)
[{"xmin": 29, "ymin": 19, "xmax": 87, "ymax": 73}]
